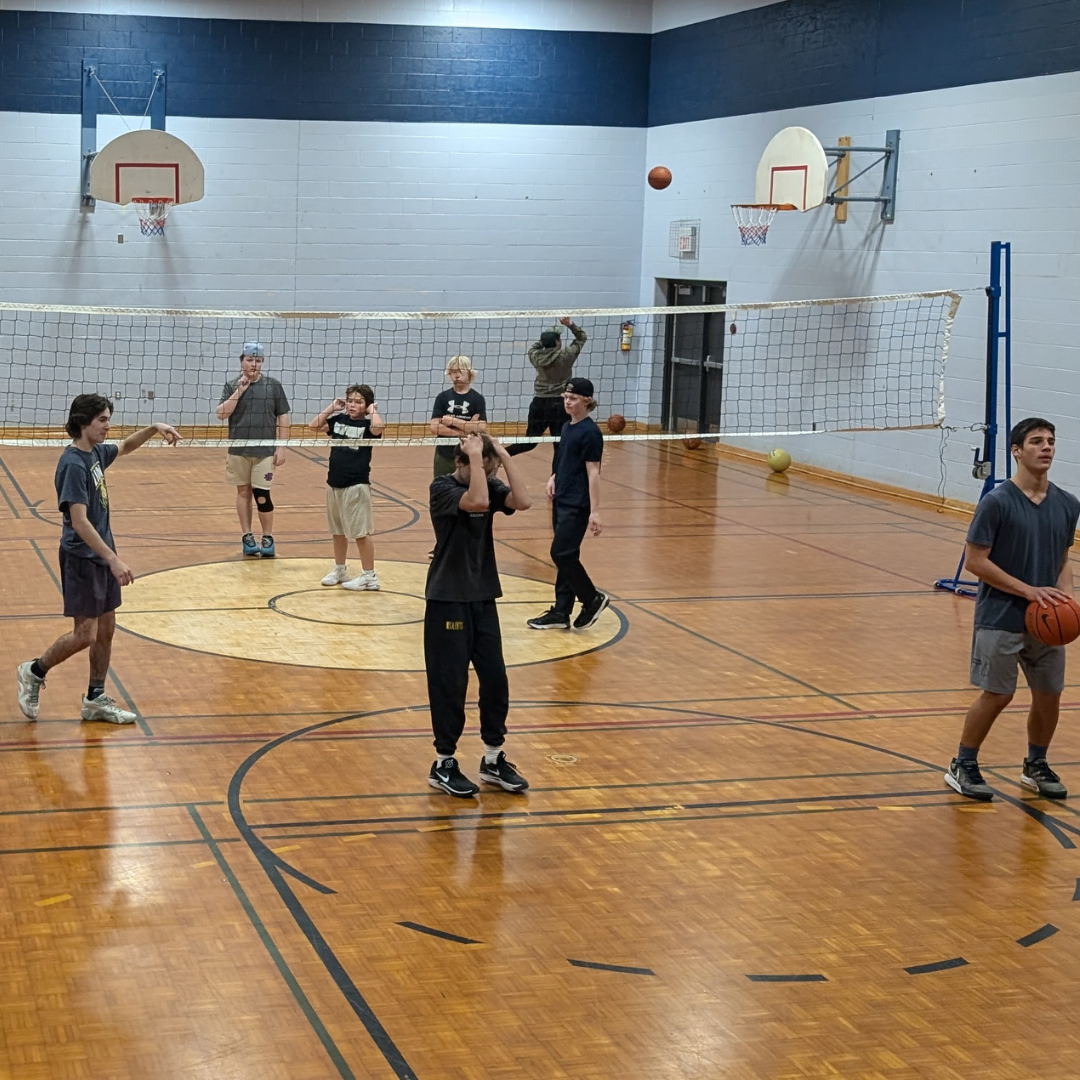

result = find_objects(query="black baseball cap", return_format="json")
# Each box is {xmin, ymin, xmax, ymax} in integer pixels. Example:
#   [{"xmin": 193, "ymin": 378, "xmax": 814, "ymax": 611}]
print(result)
[{"xmin": 565, "ymin": 377, "xmax": 594, "ymax": 397}]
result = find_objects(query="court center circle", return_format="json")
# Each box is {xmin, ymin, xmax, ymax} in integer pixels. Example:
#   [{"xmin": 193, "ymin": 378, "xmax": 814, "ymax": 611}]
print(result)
[{"xmin": 115, "ymin": 558, "xmax": 623, "ymax": 671}]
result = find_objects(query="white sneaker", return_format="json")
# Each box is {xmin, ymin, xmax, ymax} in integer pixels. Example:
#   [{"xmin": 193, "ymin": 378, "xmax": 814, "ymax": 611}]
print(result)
[
  {"xmin": 16, "ymin": 661, "xmax": 44, "ymax": 720},
  {"xmin": 321, "ymin": 565, "xmax": 349, "ymax": 586},
  {"xmin": 342, "ymin": 570, "xmax": 380, "ymax": 591},
  {"xmin": 81, "ymin": 695, "xmax": 137, "ymax": 725}
]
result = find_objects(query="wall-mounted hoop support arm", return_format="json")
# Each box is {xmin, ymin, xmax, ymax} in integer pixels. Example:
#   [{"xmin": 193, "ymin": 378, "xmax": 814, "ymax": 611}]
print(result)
[
  {"xmin": 823, "ymin": 129, "xmax": 900, "ymax": 223},
  {"xmin": 81, "ymin": 59, "xmax": 99, "ymax": 207},
  {"xmin": 81, "ymin": 58, "xmax": 169, "ymax": 208}
]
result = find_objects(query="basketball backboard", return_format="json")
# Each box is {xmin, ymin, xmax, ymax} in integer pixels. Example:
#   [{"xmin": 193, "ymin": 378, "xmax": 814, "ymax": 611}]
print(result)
[
  {"xmin": 755, "ymin": 127, "xmax": 828, "ymax": 211},
  {"xmin": 89, "ymin": 129, "xmax": 204, "ymax": 205}
]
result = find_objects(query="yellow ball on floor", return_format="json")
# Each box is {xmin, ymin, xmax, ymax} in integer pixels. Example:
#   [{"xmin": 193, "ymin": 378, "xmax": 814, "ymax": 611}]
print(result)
[{"xmin": 767, "ymin": 448, "xmax": 792, "ymax": 473}]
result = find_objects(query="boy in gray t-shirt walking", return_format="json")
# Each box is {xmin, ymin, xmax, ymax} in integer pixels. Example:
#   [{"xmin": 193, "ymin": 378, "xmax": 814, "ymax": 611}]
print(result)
[{"xmin": 946, "ymin": 417, "xmax": 1080, "ymax": 802}]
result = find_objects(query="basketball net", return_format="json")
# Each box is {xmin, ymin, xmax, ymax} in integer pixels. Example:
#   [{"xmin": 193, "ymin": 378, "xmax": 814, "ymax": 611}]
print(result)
[
  {"xmin": 133, "ymin": 198, "xmax": 173, "ymax": 236},
  {"xmin": 730, "ymin": 204, "xmax": 792, "ymax": 247}
]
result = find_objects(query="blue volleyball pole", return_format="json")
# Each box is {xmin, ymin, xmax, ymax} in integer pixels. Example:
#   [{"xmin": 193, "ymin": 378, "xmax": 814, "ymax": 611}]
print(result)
[{"xmin": 934, "ymin": 240, "xmax": 1011, "ymax": 597}]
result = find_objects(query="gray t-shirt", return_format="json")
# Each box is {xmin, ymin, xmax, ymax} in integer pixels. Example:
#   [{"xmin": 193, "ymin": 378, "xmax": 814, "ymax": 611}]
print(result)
[
  {"xmin": 219, "ymin": 375, "xmax": 291, "ymax": 458},
  {"xmin": 55, "ymin": 442, "xmax": 120, "ymax": 563},
  {"xmin": 967, "ymin": 479, "xmax": 1080, "ymax": 632}
]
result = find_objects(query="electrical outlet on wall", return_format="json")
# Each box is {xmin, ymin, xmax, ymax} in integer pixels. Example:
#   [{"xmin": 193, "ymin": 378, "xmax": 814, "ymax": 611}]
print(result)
[{"xmin": 140, "ymin": 388, "xmax": 155, "ymax": 401}]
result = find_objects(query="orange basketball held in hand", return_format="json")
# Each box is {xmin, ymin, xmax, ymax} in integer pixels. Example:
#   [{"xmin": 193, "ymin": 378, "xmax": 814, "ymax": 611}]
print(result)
[
  {"xmin": 647, "ymin": 166, "xmax": 672, "ymax": 190},
  {"xmin": 606, "ymin": 414, "xmax": 626, "ymax": 434},
  {"xmin": 1025, "ymin": 596, "xmax": 1080, "ymax": 646}
]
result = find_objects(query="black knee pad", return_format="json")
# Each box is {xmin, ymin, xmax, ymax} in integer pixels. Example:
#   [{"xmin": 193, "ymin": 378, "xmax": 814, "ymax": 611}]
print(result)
[{"xmin": 252, "ymin": 487, "xmax": 274, "ymax": 512}]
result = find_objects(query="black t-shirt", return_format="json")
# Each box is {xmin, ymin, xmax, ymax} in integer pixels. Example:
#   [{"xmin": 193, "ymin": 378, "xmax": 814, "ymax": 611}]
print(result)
[
  {"xmin": 431, "ymin": 388, "xmax": 487, "ymax": 460},
  {"xmin": 967, "ymin": 479, "xmax": 1080, "ymax": 632},
  {"xmin": 425, "ymin": 474, "xmax": 515, "ymax": 602},
  {"xmin": 552, "ymin": 415, "xmax": 603, "ymax": 509},
  {"xmin": 325, "ymin": 413, "xmax": 380, "ymax": 487}
]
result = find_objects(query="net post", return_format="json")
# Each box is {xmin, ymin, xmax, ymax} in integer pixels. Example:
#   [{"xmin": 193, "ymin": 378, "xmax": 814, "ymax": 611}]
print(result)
[{"xmin": 934, "ymin": 241, "xmax": 1010, "ymax": 597}]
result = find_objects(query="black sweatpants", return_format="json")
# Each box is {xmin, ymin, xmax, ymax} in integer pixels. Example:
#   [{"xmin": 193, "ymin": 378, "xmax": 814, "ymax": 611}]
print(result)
[
  {"xmin": 425, "ymin": 599, "xmax": 509, "ymax": 757},
  {"xmin": 551, "ymin": 503, "xmax": 598, "ymax": 616},
  {"xmin": 506, "ymin": 396, "xmax": 567, "ymax": 459}
]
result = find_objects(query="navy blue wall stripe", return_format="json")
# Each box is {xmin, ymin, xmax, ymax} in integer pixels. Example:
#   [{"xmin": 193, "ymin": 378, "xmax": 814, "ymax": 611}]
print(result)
[
  {"xmin": 649, "ymin": 0, "xmax": 1080, "ymax": 126},
  {"xmin": 0, "ymin": 11, "xmax": 650, "ymax": 126},
  {"xmin": 3, "ymin": 2, "xmax": 1080, "ymax": 127}
]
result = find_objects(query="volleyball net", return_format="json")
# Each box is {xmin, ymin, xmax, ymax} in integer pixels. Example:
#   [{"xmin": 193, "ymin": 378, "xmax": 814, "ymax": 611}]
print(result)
[{"xmin": 0, "ymin": 291, "xmax": 960, "ymax": 447}]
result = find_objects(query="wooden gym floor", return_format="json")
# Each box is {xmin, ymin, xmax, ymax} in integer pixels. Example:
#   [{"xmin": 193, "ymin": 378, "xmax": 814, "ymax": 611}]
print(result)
[{"xmin": 2, "ymin": 440, "xmax": 1080, "ymax": 1080}]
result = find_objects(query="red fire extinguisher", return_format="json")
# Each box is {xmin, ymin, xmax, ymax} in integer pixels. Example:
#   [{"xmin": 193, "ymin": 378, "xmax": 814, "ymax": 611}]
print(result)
[{"xmin": 620, "ymin": 320, "xmax": 634, "ymax": 351}]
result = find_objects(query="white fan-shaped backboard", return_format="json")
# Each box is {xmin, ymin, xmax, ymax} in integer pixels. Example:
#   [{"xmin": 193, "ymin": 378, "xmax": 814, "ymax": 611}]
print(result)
[
  {"xmin": 755, "ymin": 127, "xmax": 828, "ymax": 211},
  {"xmin": 89, "ymin": 129, "xmax": 204, "ymax": 205}
]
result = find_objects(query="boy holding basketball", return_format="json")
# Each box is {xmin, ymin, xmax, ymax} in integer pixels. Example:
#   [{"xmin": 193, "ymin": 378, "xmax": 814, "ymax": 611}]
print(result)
[{"xmin": 946, "ymin": 417, "xmax": 1080, "ymax": 802}]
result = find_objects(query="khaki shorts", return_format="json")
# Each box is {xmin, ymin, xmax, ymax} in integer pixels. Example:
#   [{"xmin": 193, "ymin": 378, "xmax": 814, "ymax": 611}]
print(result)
[
  {"xmin": 970, "ymin": 627, "xmax": 1065, "ymax": 695},
  {"xmin": 326, "ymin": 483, "xmax": 374, "ymax": 538},
  {"xmin": 226, "ymin": 454, "xmax": 276, "ymax": 488}
]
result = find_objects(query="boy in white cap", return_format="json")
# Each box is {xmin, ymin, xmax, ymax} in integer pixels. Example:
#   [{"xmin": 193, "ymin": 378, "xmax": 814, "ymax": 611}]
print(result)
[{"xmin": 216, "ymin": 342, "xmax": 291, "ymax": 557}]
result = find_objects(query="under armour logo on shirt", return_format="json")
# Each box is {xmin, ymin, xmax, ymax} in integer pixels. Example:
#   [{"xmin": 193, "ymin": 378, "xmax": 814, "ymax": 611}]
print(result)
[{"xmin": 447, "ymin": 400, "xmax": 471, "ymax": 416}]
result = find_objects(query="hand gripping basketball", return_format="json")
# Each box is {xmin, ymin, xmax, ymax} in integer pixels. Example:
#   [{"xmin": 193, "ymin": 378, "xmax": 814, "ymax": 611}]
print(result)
[{"xmin": 1025, "ymin": 595, "xmax": 1080, "ymax": 646}]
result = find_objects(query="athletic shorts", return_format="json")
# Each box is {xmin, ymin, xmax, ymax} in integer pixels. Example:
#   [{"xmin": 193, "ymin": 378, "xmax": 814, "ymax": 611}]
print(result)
[
  {"xmin": 970, "ymin": 627, "xmax": 1065, "ymax": 695},
  {"xmin": 59, "ymin": 548, "xmax": 121, "ymax": 619},
  {"xmin": 225, "ymin": 454, "xmax": 276, "ymax": 488},
  {"xmin": 326, "ymin": 483, "xmax": 374, "ymax": 538}
]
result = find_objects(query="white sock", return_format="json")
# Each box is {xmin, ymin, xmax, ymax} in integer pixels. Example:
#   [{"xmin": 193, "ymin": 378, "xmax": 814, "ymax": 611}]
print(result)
[
  {"xmin": 437, "ymin": 754, "xmax": 455, "ymax": 766},
  {"xmin": 336, "ymin": 563, "xmax": 347, "ymax": 571},
  {"xmin": 483, "ymin": 745, "xmax": 502, "ymax": 764}
]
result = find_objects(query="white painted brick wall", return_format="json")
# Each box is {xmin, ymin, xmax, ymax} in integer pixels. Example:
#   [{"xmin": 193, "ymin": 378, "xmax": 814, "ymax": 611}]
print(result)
[{"xmin": 641, "ymin": 70, "xmax": 1080, "ymax": 503}]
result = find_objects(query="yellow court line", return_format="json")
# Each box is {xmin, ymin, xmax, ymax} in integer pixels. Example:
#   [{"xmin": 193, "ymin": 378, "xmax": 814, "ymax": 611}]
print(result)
[
  {"xmin": 191, "ymin": 860, "xmax": 217, "ymax": 869},
  {"xmin": 342, "ymin": 833, "xmax": 376, "ymax": 843},
  {"xmin": 271, "ymin": 845, "xmax": 300, "ymax": 854},
  {"xmin": 34, "ymin": 894, "xmax": 72, "ymax": 907}
]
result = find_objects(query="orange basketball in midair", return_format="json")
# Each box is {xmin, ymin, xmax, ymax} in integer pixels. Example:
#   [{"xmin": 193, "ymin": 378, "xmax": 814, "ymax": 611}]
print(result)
[
  {"xmin": 606, "ymin": 414, "xmax": 626, "ymax": 434},
  {"xmin": 1025, "ymin": 596, "xmax": 1080, "ymax": 646},
  {"xmin": 647, "ymin": 166, "xmax": 672, "ymax": 190}
]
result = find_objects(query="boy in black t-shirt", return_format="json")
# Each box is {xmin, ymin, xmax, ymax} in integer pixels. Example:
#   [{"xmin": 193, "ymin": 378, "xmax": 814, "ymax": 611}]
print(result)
[
  {"xmin": 528, "ymin": 377, "xmax": 609, "ymax": 631},
  {"xmin": 16, "ymin": 394, "xmax": 181, "ymax": 725},
  {"xmin": 426, "ymin": 432, "xmax": 532, "ymax": 797},
  {"xmin": 429, "ymin": 356, "xmax": 487, "ymax": 479},
  {"xmin": 310, "ymin": 384, "xmax": 384, "ymax": 590}
]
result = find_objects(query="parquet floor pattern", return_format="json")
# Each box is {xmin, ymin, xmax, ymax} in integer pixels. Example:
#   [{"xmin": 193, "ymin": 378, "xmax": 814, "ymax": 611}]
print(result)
[{"xmin": 1, "ymin": 441, "xmax": 1079, "ymax": 1080}]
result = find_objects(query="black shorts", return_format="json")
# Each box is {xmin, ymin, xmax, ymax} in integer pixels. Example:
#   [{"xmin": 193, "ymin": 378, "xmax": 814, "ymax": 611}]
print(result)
[{"xmin": 59, "ymin": 548, "xmax": 121, "ymax": 619}]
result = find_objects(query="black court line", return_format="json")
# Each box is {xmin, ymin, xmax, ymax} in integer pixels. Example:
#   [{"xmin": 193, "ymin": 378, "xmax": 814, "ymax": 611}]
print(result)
[
  {"xmin": 249, "ymin": 787, "xmax": 945, "ymax": 833},
  {"xmin": 227, "ymin": 710, "xmax": 420, "ymax": 1080},
  {"xmin": 185, "ymin": 806, "xmax": 358, "ymax": 1080},
  {"xmin": 746, "ymin": 973, "xmax": 827, "ymax": 983},
  {"xmin": 567, "ymin": 959, "xmax": 655, "ymax": 976},
  {"xmin": 904, "ymin": 957, "xmax": 968, "ymax": 975},
  {"xmin": 1074, "ymin": 878, "xmax": 1080, "ymax": 902},
  {"xmin": 625, "ymin": 600, "xmax": 860, "ymax": 710},
  {"xmin": 1017, "ymin": 924, "xmax": 1058, "ymax": 947},
  {"xmin": 396, "ymin": 921, "xmax": 482, "ymax": 945},
  {"xmin": 0, "ymin": 473, "xmax": 20, "ymax": 517}
]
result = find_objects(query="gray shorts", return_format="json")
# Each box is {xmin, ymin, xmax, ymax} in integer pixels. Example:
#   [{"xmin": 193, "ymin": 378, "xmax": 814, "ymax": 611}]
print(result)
[{"xmin": 970, "ymin": 627, "xmax": 1065, "ymax": 695}]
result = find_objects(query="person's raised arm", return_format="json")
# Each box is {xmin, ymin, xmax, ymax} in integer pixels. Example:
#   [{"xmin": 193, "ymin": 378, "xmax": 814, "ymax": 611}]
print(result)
[
  {"xmin": 457, "ymin": 434, "xmax": 490, "ymax": 512},
  {"xmin": 216, "ymin": 375, "xmax": 250, "ymax": 420},
  {"xmin": 492, "ymin": 437, "xmax": 531, "ymax": 511},
  {"xmin": 311, "ymin": 398, "xmax": 345, "ymax": 433},
  {"xmin": 367, "ymin": 402, "xmax": 385, "ymax": 437},
  {"xmin": 965, "ymin": 542, "xmax": 1071, "ymax": 607},
  {"xmin": 586, "ymin": 459, "xmax": 602, "ymax": 536},
  {"xmin": 69, "ymin": 503, "xmax": 134, "ymax": 584},
  {"xmin": 118, "ymin": 422, "xmax": 181, "ymax": 457}
]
